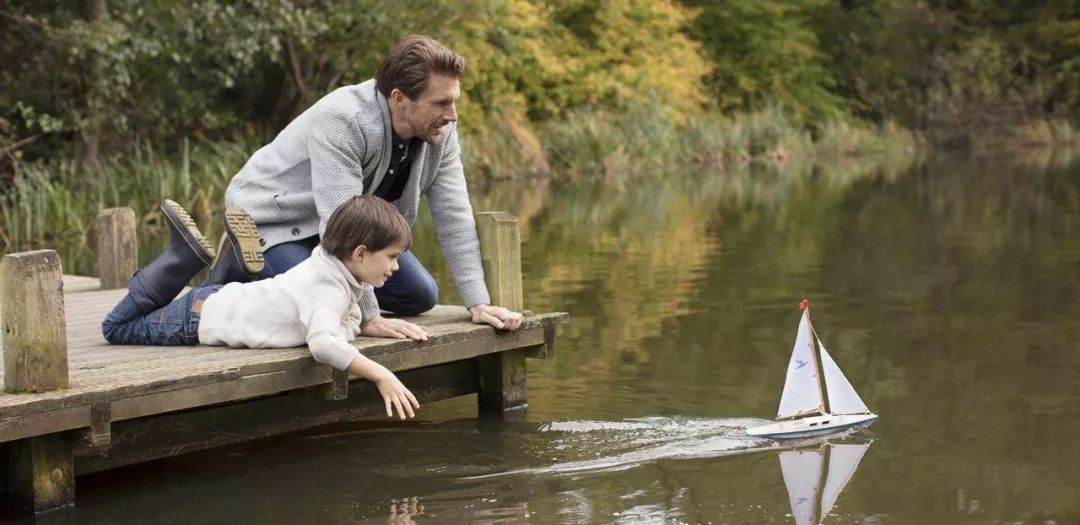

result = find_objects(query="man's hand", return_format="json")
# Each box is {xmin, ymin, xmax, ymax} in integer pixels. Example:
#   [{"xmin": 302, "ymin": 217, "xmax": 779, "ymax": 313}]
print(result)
[
  {"xmin": 468, "ymin": 304, "xmax": 524, "ymax": 330},
  {"xmin": 372, "ymin": 369, "xmax": 420, "ymax": 420},
  {"xmin": 360, "ymin": 316, "xmax": 429, "ymax": 341}
]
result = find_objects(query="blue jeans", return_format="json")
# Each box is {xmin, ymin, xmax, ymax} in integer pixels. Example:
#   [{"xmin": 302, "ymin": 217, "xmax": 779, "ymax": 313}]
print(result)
[
  {"xmin": 263, "ymin": 236, "xmax": 438, "ymax": 316},
  {"xmin": 102, "ymin": 284, "xmax": 222, "ymax": 345}
]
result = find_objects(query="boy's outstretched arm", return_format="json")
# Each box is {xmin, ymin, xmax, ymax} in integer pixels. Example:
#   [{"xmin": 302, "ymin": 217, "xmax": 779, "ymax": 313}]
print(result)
[
  {"xmin": 347, "ymin": 355, "xmax": 420, "ymax": 420},
  {"xmin": 300, "ymin": 297, "xmax": 420, "ymax": 420}
]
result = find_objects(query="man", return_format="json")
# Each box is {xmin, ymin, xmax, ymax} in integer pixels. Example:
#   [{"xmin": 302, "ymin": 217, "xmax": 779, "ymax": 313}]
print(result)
[{"xmin": 208, "ymin": 35, "xmax": 522, "ymax": 339}]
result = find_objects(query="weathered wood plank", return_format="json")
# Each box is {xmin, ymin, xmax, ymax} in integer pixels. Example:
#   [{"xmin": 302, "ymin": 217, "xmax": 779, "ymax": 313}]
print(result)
[
  {"xmin": 0, "ymin": 313, "xmax": 563, "ymax": 412},
  {"xmin": 0, "ymin": 406, "xmax": 89, "ymax": 444},
  {"xmin": 110, "ymin": 366, "xmax": 329, "ymax": 421},
  {"xmin": 2, "ymin": 250, "xmax": 69, "ymax": 393},
  {"xmin": 94, "ymin": 207, "xmax": 137, "ymax": 290},
  {"xmin": 61, "ymin": 275, "xmax": 102, "ymax": 294},
  {"xmin": 1, "ymin": 262, "xmax": 567, "ymax": 453},
  {"xmin": 110, "ymin": 323, "xmax": 550, "ymax": 421},
  {"xmin": 0, "ymin": 315, "xmax": 565, "ymax": 442},
  {"xmin": 0, "ymin": 369, "xmax": 242, "ymax": 419},
  {"xmin": 75, "ymin": 360, "xmax": 479, "ymax": 474}
]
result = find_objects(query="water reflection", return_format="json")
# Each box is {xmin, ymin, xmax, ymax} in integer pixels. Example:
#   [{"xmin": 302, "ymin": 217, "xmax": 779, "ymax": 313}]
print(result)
[
  {"xmin": 386, "ymin": 497, "xmax": 424, "ymax": 524},
  {"xmin": 777, "ymin": 438, "xmax": 873, "ymax": 525}
]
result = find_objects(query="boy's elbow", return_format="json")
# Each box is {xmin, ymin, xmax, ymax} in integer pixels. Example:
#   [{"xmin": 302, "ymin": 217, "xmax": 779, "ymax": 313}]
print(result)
[{"xmin": 307, "ymin": 337, "xmax": 358, "ymax": 371}]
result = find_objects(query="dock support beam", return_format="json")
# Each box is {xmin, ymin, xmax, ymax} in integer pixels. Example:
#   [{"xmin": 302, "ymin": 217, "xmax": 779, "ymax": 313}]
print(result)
[
  {"xmin": 9, "ymin": 434, "xmax": 75, "ymax": 513},
  {"xmin": 475, "ymin": 212, "xmax": 527, "ymax": 417},
  {"xmin": 2, "ymin": 250, "xmax": 75, "ymax": 513},
  {"xmin": 95, "ymin": 207, "xmax": 137, "ymax": 290}
]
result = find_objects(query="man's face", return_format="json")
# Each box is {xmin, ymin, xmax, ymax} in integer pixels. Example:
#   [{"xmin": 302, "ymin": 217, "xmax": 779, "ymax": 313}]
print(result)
[{"xmin": 394, "ymin": 74, "xmax": 460, "ymax": 145}]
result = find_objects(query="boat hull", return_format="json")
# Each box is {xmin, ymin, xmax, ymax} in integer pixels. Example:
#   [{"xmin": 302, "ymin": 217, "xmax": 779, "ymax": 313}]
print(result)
[{"xmin": 746, "ymin": 413, "xmax": 878, "ymax": 439}]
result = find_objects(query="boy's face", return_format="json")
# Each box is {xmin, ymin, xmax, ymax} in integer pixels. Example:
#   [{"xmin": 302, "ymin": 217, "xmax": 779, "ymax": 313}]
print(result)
[{"xmin": 345, "ymin": 245, "xmax": 405, "ymax": 287}]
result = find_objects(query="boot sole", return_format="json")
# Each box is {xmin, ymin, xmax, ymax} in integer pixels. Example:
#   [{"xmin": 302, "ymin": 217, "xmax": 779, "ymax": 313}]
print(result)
[
  {"xmin": 223, "ymin": 207, "xmax": 264, "ymax": 275},
  {"xmin": 161, "ymin": 200, "xmax": 215, "ymax": 265}
]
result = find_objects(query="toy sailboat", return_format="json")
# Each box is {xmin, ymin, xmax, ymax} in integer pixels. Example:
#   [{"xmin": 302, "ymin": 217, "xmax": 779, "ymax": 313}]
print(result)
[
  {"xmin": 747, "ymin": 300, "xmax": 877, "ymax": 439},
  {"xmin": 778, "ymin": 441, "xmax": 872, "ymax": 525}
]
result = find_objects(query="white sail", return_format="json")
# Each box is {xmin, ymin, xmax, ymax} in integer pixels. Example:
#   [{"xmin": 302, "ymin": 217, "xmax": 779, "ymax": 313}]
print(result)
[
  {"xmin": 820, "ymin": 443, "xmax": 870, "ymax": 519},
  {"xmin": 777, "ymin": 311, "xmax": 825, "ymax": 419},
  {"xmin": 818, "ymin": 338, "xmax": 871, "ymax": 415},
  {"xmin": 779, "ymin": 449, "xmax": 822, "ymax": 525}
]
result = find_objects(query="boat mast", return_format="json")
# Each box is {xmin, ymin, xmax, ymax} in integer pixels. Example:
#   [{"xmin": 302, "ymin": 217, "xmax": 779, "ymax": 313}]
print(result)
[{"xmin": 801, "ymin": 299, "xmax": 829, "ymax": 415}]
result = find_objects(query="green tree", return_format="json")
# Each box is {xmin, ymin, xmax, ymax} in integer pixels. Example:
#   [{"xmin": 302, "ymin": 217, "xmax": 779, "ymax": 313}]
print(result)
[{"xmin": 682, "ymin": 0, "xmax": 845, "ymax": 123}]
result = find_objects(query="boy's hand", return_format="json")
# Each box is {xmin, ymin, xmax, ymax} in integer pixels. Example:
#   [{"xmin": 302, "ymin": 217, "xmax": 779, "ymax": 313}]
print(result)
[
  {"xmin": 361, "ymin": 316, "xmax": 429, "ymax": 341},
  {"xmin": 468, "ymin": 304, "xmax": 524, "ymax": 330},
  {"xmin": 373, "ymin": 370, "xmax": 420, "ymax": 420}
]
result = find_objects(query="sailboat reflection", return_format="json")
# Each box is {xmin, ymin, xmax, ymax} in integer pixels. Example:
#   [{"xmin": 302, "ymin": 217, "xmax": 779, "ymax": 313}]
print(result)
[{"xmin": 778, "ymin": 439, "xmax": 872, "ymax": 525}]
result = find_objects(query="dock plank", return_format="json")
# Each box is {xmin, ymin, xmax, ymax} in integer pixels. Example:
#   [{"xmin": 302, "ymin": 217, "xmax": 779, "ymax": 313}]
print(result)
[{"xmin": 0, "ymin": 276, "xmax": 568, "ymax": 444}]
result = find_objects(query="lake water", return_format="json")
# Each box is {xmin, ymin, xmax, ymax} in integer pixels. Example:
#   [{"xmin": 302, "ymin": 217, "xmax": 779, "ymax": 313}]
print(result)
[{"xmin": 6, "ymin": 151, "xmax": 1080, "ymax": 524}]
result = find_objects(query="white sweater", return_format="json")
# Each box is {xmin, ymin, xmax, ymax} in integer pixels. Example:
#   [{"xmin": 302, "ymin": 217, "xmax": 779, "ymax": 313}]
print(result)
[{"xmin": 197, "ymin": 246, "xmax": 368, "ymax": 371}]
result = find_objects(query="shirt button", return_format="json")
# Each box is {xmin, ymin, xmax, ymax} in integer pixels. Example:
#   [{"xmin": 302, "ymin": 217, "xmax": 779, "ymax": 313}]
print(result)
[
  {"xmin": 398, "ymin": 144, "xmax": 404, "ymax": 149},
  {"xmin": 389, "ymin": 169, "xmax": 394, "ymax": 174},
  {"xmin": 259, "ymin": 238, "xmax": 266, "ymax": 247},
  {"xmin": 291, "ymin": 228, "xmax": 300, "ymax": 236}
]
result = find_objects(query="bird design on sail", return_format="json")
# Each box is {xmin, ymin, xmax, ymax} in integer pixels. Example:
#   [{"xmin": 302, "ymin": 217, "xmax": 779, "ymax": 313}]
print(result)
[{"xmin": 747, "ymin": 300, "xmax": 877, "ymax": 439}]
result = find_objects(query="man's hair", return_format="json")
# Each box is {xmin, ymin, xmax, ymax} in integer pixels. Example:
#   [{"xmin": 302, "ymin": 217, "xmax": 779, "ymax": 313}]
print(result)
[
  {"xmin": 375, "ymin": 35, "xmax": 465, "ymax": 99},
  {"xmin": 322, "ymin": 195, "xmax": 412, "ymax": 259}
]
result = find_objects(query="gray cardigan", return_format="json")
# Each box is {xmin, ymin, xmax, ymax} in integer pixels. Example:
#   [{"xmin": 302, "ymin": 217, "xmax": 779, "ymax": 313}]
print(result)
[{"xmin": 224, "ymin": 79, "xmax": 490, "ymax": 321}]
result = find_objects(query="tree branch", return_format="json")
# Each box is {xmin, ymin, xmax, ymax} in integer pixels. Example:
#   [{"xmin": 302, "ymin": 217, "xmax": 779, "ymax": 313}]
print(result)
[{"xmin": 285, "ymin": 37, "xmax": 310, "ymax": 102}]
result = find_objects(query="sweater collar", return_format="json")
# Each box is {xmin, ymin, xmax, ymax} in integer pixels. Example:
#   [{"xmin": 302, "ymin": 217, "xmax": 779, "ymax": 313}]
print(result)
[{"xmin": 313, "ymin": 246, "xmax": 368, "ymax": 294}]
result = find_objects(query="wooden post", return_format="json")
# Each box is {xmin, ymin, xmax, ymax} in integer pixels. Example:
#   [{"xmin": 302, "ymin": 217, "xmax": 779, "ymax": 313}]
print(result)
[
  {"xmin": 95, "ymin": 207, "xmax": 137, "ymax": 289},
  {"xmin": 9, "ymin": 434, "xmax": 75, "ymax": 513},
  {"xmin": 475, "ymin": 212, "xmax": 523, "ymax": 311},
  {"xmin": 81, "ymin": 402, "xmax": 112, "ymax": 448},
  {"xmin": 1, "ymin": 249, "xmax": 75, "ymax": 512},
  {"xmin": 324, "ymin": 368, "xmax": 349, "ymax": 401},
  {"xmin": 475, "ymin": 212, "xmax": 527, "ymax": 417},
  {"xmin": 2, "ymin": 250, "xmax": 69, "ymax": 392}
]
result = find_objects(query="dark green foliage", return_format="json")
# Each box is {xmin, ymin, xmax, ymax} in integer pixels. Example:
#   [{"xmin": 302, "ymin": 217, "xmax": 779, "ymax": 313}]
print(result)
[
  {"xmin": 683, "ymin": 0, "xmax": 846, "ymax": 124},
  {"xmin": 813, "ymin": 0, "xmax": 1080, "ymax": 144},
  {"xmin": 0, "ymin": 0, "xmax": 1077, "ymax": 183}
]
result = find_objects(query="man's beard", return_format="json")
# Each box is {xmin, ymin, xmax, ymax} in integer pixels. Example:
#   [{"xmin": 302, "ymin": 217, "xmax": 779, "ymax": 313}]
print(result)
[{"xmin": 419, "ymin": 122, "xmax": 447, "ymax": 145}]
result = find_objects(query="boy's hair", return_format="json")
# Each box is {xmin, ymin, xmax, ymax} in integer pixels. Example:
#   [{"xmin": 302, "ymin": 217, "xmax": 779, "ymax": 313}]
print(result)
[
  {"xmin": 322, "ymin": 196, "xmax": 412, "ymax": 259},
  {"xmin": 375, "ymin": 35, "xmax": 465, "ymax": 99}
]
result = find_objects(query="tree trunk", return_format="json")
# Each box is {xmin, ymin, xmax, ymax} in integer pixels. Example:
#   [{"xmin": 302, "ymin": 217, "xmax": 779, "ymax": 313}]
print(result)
[{"xmin": 81, "ymin": 0, "xmax": 108, "ymax": 177}]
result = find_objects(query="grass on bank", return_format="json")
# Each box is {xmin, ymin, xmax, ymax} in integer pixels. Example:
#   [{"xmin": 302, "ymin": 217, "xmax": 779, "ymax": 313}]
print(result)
[{"xmin": 465, "ymin": 105, "xmax": 918, "ymax": 179}]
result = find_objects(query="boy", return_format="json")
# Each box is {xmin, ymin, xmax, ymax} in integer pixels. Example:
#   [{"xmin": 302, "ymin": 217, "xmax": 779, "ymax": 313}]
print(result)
[{"xmin": 102, "ymin": 196, "xmax": 427, "ymax": 419}]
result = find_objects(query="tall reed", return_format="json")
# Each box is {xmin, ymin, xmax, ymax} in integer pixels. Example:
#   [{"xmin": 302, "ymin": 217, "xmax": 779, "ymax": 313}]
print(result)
[{"xmin": 0, "ymin": 138, "xmax": 255, "ymax": 273}]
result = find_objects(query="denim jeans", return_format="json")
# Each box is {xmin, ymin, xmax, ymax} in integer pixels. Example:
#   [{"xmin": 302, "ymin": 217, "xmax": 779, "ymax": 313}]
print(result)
[
  {"xmin": 102, "ymin": 284, "xmax": 222, "ymax": 345},
  {"xmin": 262, "ymin": 236, "xmax": 438, "ymax": 316}
]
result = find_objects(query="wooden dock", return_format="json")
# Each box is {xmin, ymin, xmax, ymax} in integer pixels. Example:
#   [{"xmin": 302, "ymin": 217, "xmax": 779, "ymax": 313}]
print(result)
[{"xmin": 0, "ymin": 210, "xmax": 568, "ymax": 513}]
